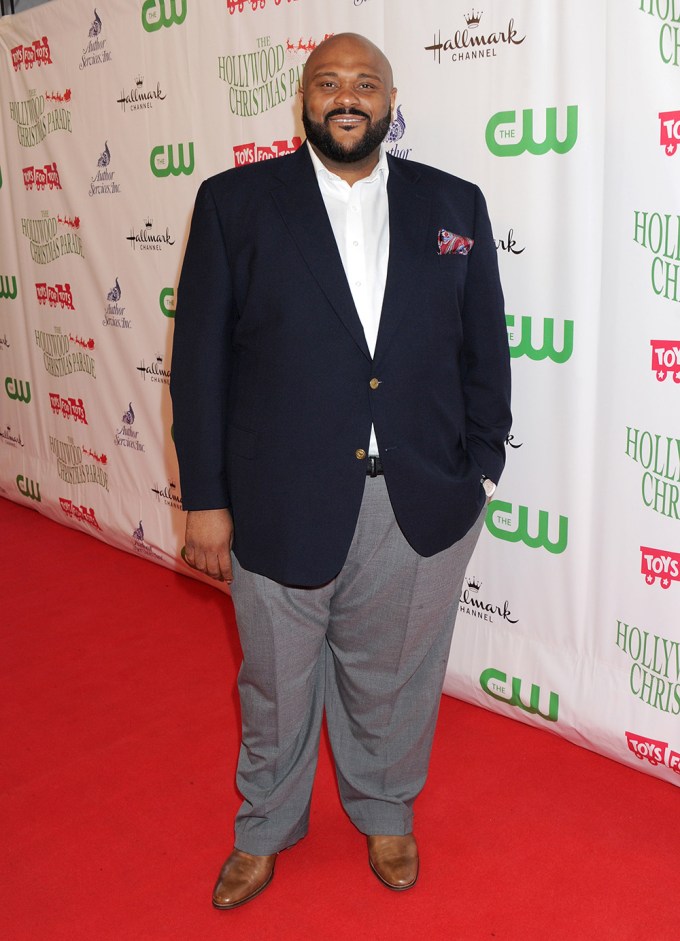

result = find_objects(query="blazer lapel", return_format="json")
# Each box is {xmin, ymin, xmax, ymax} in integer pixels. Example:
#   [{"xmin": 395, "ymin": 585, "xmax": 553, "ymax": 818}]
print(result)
[
  {"xmin": 374, "ymin": 157, "xmax": 431, "ymax": 363},
  {"xmin": 270, "ymin": 147, "xmax": 371, "ymax": 360}
]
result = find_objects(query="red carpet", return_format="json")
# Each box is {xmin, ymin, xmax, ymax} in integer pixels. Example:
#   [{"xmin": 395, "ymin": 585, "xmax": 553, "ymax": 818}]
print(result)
[{"xmin": 2, "ymin": 495, "xmax": 678, "ymax": 940}]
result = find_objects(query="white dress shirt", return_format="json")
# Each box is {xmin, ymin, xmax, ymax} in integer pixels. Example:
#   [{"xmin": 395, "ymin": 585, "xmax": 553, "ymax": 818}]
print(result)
[{"xmin": 308, "ymin": 142, "xmax": 389, "ymax": 456}]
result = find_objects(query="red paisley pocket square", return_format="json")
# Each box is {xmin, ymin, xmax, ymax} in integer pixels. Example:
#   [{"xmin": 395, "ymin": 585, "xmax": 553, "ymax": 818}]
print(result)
[{"xmin": 437, "ymin": 228, "xmax": 474, "ymax": 255}]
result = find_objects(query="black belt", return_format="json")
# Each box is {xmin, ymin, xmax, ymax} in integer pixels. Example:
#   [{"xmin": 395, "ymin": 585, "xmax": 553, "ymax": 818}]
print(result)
[{"xmin": 366, "ymin": 456, "xmax": 383, "ymax": 477}]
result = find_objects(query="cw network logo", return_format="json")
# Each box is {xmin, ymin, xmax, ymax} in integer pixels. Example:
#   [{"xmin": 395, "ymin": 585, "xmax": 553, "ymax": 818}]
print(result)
[
  {"xmin": 150, "ymin": 142, "xmax": 194, "ymax": 177},
  {"xmin": 486, "ymin": 500, "xmax": 569, "ymax": 555},
  {"xmin": 0, "ymin": 275, "xmax": 18, "ymax": 300},
  {"xmin": 142, "ymin": 0, "xmax": 186, "ymax": 33},
  {"xmin": 16, "ymin": 474, "xmax": 41, "ymax": 502},
  {"xmin": 506, "ymin": 315, "xmax": 574, "ymax": 363},
  {"xmin": 160, "ymin": 287, "xmax": 175, "ymax": 317},
  {"xmin": 5, "ymin": 377, "xmax": 31, "ymax": 403},
  {"xmin": 486, "ymin": 106, "xmax": 578, "ymax": 157},
  {"xmin": 480, "ymin": 667, "xmax": 559, "ymax": 722}
]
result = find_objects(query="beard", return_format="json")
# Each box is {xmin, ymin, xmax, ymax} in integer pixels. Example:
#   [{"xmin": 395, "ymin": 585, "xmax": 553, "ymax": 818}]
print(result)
[{"xmin": 302, "ymin": 106, "xmax": 392, "ymax": 163}]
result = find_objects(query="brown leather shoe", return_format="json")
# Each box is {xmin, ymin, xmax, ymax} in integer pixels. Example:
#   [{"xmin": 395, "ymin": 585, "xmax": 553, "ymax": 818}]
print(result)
[
  {"xmin": 212, "ymin": 849, "xmax": 277, "ymax": 910},
  {"xmin": 367, "ymin": 834, "xmax": 419, "ymax": 891}
]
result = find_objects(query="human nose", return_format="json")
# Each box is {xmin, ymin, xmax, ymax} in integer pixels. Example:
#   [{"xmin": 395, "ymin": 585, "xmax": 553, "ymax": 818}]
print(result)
[{"xmin": 333, "ymin": 83, "xmax": 360, "ymax": 108}]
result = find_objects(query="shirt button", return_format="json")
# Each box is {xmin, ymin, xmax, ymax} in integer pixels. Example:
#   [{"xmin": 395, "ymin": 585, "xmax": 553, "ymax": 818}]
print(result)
[
  {"xmin": 355, "ymin": 281, "xmax": 362, "ymax": 287},
  {"xmin": 369, "ymin": 378, "xmax": 380, "ymax": 390},
  {"xmin": 355, "ymin": 448, "xmax": 366, "ymax": 460},
  {"xmin": 353, "ymin": 240, "xmax": 359, "ymax": 247}
]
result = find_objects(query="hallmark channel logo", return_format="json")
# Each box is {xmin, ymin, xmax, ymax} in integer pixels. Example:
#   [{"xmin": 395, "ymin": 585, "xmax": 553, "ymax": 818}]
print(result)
[
  {"xmin": 36, "ymin": 281, "xmax": 75, "ymax": 310},
  {"xmin": 218, "ymin": 34, "xmax": 305, "ymax": 117},
  {"xmin": 486, "ymin": 106, "xmax": 578, "ymax": 157},
  {"xmin": 1, "ymin": 425, "xmax": 25, "ymax": 448},
  {"xmin": 126, "ymin": 217, "xmax": 175, "ymax": 252},
  {"xmin": 480, "ymin": 667, "xmax": 559, "ymax": 722},
  {"xmin": 495, "ymin": 228, "xmax": 525, "ymax": 255},
  {"xmin": 0, "ymin": 275, "xmax": 18, "ymax": 300},
  {"xmin": 625, "ymin": 731, "xmax": 680, "ymax": 774},
  {"xmin": 90, "ymin": 141, "xmax": 122, "ymax": 196},
  {"xmin": 233, "ymin": 136, "xmax": 301, "ymax": 166},
  {"xmin": 625, "ymin": 426, "xmax": 680, "ymax": 521},
  {"xmin": 10, "ymin": 37, "xmax": 53, "ymax": 71},
  {"xmin": 425, "ymin": 10, "xmax": 525, "ymax": 64},
  {"xmin": 458, "ymin": 576, "xmax": 518, "ymax": 624},
  {"xmin": 505, "ymin": 315, "xmax": 574, "ymax": 363},
  {"xmin": 616, "ymin": 619, "xmax": 680, "ymax": 716},
  {"xmin": 150, "ymin": 142, "xmax": 194, "ymax": 177},
  {"xmin": 5, "ymin": 377, "xmax": 31, "ymax": 404},
  {"xmin": 151, "ymin": 480, "xmax": 183, "ymax": 510},
  {"xmin": 23, "ymin": 162, "xmax": 62, "ymax": 191},
  {"xmin": 640, "ymin": 545, "xmax": 680, "ymax": 589},
  {"xmin": 117, "ymin": 75, "xmax": 166, "ymax": 113},
  {"xmin": 49, "ymin": 434, "xmax": 109, "ymax": 490},
  {"xmin": 80, "ymin": 9, "xmax": 112, "ymax": 70},
  {"xmin": 650, "ymin": 339, "xmax": 680, "ymax": 381},
  {"xmin": 59, "ymin": 497, "xmax": 102, "ymax": 531},
  {"xmin": 21, "ymin": 212, "xmax": 84, "ymax": 265},
  {"xmin": 142, "ymin": 0, "xmax": 186, "ymax": 32},
  {"xmin": 8, "ymin": 90, "xmax": 72, "ymax": 148},
  {"xmin": 49, "ymin": 392, "xmax": 88, "ymax": 424},
  {"xmin": 34, "ymin": 328, "xmax": 96, "ymax": 380},
  {"xmin": 103, "ymin": 278, "xmax": 131, "ymax": 329},
  {"xmin": 486, "ymin": 500, "xmax": 568, "ymax": 554},
  {"xmin": 638, "ymin": 1, "xmax": 680, "ymax": 67},
  {"xmin": 633, "ymin": 211, "xmax": 680, "ymax": 303},
  {"xmin": 16, "ymin": 474, "xmax": 41, "ymax": 503},
  {"xmin": 136, "ymin": 353, "xmax": 170, "ymax": 384},
  {"xmin": 114, "ymin": 402, "xmax": 145, "ymax": 451}
]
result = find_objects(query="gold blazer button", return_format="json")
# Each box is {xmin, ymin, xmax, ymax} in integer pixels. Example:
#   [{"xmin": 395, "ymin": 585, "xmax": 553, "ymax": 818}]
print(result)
[
  {"xmin": 369, "ymin": 378, "xmax": 380, "ymax": 390},
  {"xmin": 355, "ymin": 448, "xmax": 367, "ymax": 460}
]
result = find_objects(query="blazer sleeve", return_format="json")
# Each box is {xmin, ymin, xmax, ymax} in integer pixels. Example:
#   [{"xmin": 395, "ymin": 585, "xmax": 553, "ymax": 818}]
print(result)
[
  {"xmin": 460, "ymin": 185, "xmax": 512, "ymax": 485},
  {"xmin": 170, "ymin": 179, "xmax": 234, "ymax": 511}
]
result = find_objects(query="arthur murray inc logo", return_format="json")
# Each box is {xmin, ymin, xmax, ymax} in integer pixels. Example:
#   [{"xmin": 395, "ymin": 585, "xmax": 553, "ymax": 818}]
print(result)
[
  {"xmin": 141, "ymin": 0, "xmax": 186, "ymax": 32},
  {"xmin": 486, "ymin": 106, "xmax": 578, "ymax": 157},
  {"xmin": 150, "ymin": 142, "xmax": 194, "ymax": 177}
]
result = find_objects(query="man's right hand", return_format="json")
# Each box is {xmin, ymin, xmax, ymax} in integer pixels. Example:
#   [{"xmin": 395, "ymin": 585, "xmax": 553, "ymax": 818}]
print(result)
[{"xmin": 184, "ymin": 508, "xmax": 234, "ymax": 583}]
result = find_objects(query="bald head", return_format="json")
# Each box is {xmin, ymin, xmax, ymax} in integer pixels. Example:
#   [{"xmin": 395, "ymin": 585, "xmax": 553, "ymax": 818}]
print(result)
[{"xmin": 302, "ymin": 33, "xmax": 394, "ymax": 94}]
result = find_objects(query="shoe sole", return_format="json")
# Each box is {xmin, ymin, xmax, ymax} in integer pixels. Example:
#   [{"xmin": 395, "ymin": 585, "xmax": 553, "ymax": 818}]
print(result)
[{"xmin": 212, "ymin": 868, "xmax": 275, "ymax": 910}]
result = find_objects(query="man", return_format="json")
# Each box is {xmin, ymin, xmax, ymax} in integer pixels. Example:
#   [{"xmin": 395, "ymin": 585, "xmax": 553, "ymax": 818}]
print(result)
[{"xmin": 170, "ymin": 33, "xmax": 511, "ymax": 909}]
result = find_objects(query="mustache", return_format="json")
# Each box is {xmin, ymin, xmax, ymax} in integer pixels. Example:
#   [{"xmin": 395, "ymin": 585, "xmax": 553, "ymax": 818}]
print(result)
[{"xmin": 324, "ymin": 108, "xmax": 370, "ymax": 122}]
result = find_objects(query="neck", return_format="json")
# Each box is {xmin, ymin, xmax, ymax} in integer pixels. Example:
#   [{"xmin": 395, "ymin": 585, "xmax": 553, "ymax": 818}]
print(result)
[{"xmin": 309, "ymin": 143, "xmax": 381, "ymax": 186}]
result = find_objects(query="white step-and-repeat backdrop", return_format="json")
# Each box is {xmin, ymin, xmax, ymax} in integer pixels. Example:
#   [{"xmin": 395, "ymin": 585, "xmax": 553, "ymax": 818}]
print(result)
[{"xmin": 1, "ymin": 0, "xmax": 678, "ymax": 785}]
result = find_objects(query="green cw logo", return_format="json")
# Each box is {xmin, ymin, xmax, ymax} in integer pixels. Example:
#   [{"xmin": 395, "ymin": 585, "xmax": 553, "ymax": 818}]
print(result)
[
  {"xmin": 159, "ymin": 287, "xmax": 175, "ymax": 317},
  {"xmin": 150, "ymin": 143, "xmax": 194, "ymax": 177},
  {"xmin": 16, "ymin": 474, "xmax": 41, "ymax": 502},
  {"xmin": 506, "ymin": 315, "xmax": 574, "ymax": 363},
  {"xmin": 141, "ymin": 0, "xmax": 186, "ymax": 32},
  {"xmin": 0, "ymin": 275, "xmax": 18, "ymax": 300},
  {"xmin": 486, "ymin": 500, "xmax": 568, "ymax": 554},
  {"xmin": 480, "ymin": 668, "xmax": 559, "ymax": 722},
  {"xmin": 5, "ymin": 376, "xmax": 31, "ymax": 403},
  {"xmin": 486, "ymin": 105, "xmax": 578, "ymax": 157}
]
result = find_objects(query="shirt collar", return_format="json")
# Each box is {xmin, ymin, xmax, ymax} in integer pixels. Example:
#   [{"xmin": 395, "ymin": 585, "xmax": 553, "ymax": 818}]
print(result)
[{"xmin": 307, "ymin": 140, "xmax": 389, "ymax": 187}]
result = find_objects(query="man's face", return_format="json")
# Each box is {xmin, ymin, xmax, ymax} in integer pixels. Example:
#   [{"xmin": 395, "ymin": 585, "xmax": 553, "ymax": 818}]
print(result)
[{"xmin": 300, "ymin": 36, "xmax": 396, "ymax": 165}]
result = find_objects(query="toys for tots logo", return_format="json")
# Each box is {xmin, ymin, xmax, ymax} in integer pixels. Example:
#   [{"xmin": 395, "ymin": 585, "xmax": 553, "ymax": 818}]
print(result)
[
  {"xmin": 233, "ymin": 136, "xmax": 301, "ymax": 166},
  {"xmin": 36, "ymin": 281, "xmax": 75, "ymax": 310},
  {"xmin": 23, "ymin": 162, "xmax": 62, "ymax": 191},
  {"xmin": 625, "ymin": 730, "xmax": 680, "ymax": 774},
  {"xmin": 10, "ymin": 36, "xmax": 53, "ymax": 71},
  {"xmin": 218, "ymin": 35, "xmax": 305, "ymax": 116},
  {"xmin": 617, "ymin": 619, "xmax": 680, "ymax": 714},
  {"xmin": 650, "ymin": 339, "xmax": 680, "ymax": 381},
  {"xmin": 640, "ymin": 544, "xmax": 680, "ymax": 589}
]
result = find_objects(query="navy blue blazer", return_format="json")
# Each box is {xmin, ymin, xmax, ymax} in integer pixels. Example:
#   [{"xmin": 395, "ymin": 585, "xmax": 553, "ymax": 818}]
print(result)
[{"xmin": 170, "ymin": 145, "xmax": 511, "ymax": 585}]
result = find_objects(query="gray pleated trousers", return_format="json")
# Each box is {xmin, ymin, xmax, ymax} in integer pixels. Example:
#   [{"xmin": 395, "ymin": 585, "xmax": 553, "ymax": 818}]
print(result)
[{"xmin": 229, "ymin": 475, "xmax": 485, "ymax": 855}]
